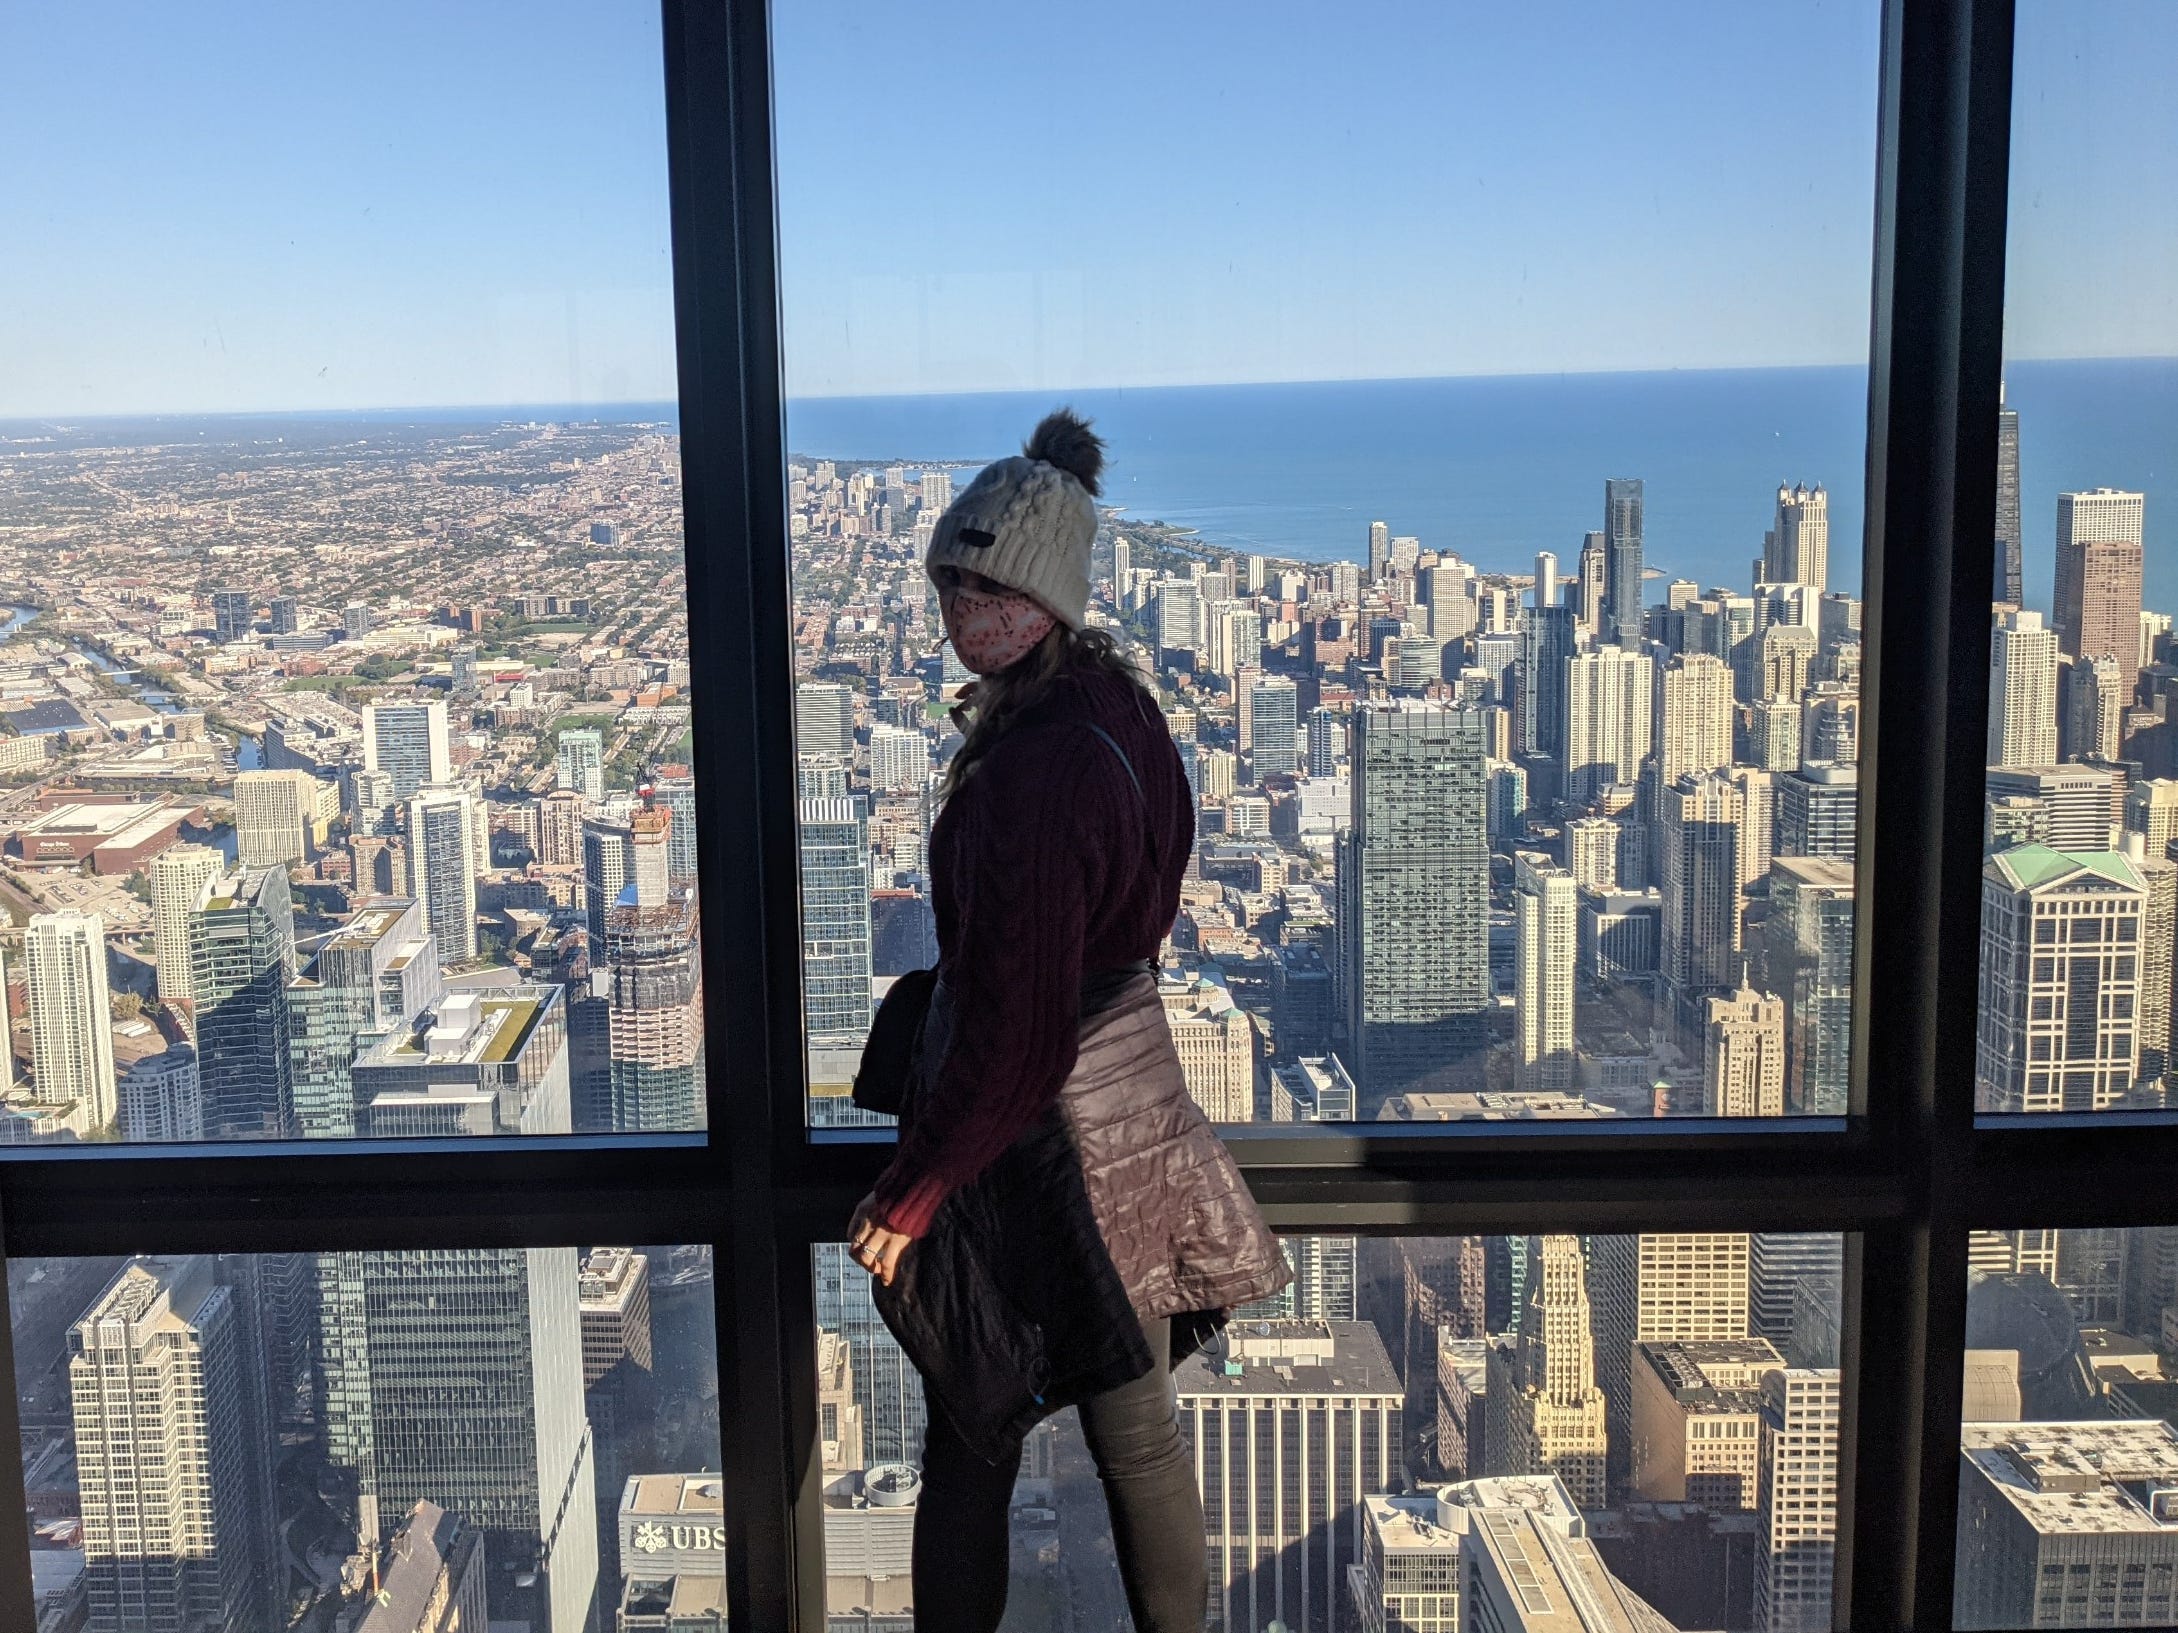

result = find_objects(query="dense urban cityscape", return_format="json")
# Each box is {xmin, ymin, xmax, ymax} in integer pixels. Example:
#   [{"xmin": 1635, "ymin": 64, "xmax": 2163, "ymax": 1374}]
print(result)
[{"xmin": 0, "ymin": 392, "xmax": 2172, "ymax": 1631}]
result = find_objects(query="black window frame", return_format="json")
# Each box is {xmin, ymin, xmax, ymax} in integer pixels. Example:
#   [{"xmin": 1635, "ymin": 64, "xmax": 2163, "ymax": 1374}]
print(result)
[{"xmin": 2, "ymin": 2, "xmax": 2174, "ymax": 1630}]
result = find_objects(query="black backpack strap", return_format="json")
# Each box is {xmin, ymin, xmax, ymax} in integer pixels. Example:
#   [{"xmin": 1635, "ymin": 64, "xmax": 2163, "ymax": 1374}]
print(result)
[{"xmin": 1081, "ymin": 721, "xmax": 1143, "ymax": 804}]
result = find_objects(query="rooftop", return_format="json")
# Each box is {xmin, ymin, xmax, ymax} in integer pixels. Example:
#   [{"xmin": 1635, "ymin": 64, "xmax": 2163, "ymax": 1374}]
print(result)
[
  {"xmin": 1961, "ymin": 1420, "xmax": 2178, "ymax": 1534},
  {"xmin": 623, "ymin": 1473, "xmax": 726, "ymax": 1522},
  {"xmin": 1174, "ymin": 1318, "xmax": 1400, "ymax": 1398}
]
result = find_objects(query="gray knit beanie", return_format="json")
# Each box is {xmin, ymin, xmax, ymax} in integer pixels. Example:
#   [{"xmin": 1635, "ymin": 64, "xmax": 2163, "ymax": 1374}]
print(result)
[{"xmin": 924, "ymin": 409, "xmax": 1105, "ymax": 630}]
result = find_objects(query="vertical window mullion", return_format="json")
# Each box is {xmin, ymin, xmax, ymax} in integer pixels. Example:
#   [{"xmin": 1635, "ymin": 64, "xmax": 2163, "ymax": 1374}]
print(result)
[
  {"xmin": 1841, "ymin": 1, "xmax": 2016, "ymax": 1631},
  {"xmin": 660, "ymin": 0, "xmax": 810, "ymax": 1626}
]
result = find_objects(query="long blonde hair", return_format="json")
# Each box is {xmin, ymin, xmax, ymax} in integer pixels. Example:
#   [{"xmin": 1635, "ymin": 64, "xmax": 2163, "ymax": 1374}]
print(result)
[{"xmin": 942, "ymin": 624, "xmax": 1155, "ymax": 796}]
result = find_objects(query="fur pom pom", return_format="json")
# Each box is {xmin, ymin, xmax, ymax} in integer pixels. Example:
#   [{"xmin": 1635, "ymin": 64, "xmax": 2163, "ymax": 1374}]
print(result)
[{"xmin": 1023, "ymin": 407, "xmax": 1105, "ymax": 497}]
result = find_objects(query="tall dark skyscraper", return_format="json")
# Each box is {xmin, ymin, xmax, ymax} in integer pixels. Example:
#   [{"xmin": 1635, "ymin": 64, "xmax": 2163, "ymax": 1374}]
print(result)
[
  {"xmin": 1994, "ymin": 396, "xmax": 2023, "ymax": 605},
  {"xmin": 1339, "ymin": 706, "xmax": 1490, "ymax": 1110},
  {"xmin": 191, "ymin": 866, "xmax": 299, "ymax": 1139},
  {"xmin": 1519, "ymin": 601, "xmax": 1577, "ymax": 766},
  {"xmin": 318, "ymin": 1248, "xmax": 598, "ymax": 1632},
  {"xmin": 1604, "ymin": 477, "xmax": 1645, "ymax": 648}
]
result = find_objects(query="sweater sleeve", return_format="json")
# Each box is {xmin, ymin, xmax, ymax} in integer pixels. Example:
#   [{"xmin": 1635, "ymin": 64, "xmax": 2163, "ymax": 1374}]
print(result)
[{"xmin": 868, "ymin": 731, "xmax": 1101, "ymax": 1236}]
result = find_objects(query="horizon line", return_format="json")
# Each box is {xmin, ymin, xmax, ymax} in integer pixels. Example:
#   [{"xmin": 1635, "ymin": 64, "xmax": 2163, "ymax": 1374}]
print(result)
[{"xmin": 2, "ymin": 351, "xmax": 2171, "ymax": 426}]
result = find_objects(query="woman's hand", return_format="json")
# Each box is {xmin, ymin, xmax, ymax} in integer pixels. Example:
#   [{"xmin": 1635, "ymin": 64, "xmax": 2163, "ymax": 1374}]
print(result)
[{"xmin": 848, "ymin": 1193, "xmax": 915, "ymax": 1287}]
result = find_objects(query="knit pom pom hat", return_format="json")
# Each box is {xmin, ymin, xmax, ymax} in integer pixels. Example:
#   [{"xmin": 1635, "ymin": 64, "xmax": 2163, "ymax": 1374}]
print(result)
[{"xmin": 924, "ymin": 408, "xmax": 1105, "ymax": 630}]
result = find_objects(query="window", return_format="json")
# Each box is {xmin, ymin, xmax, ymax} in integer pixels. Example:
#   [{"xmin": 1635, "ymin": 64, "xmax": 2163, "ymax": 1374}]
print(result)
[
  {"xmin": 1954, "ymin": 1225, "xmax": 2178, "ymax": 1630},
  {"xmin": 0, "ymin": 7, "xmax": 706, "ymax": 1144},
  {"xmin": 0, "ymin": 2, "xmax": 2166, "ymax": 1631},
  {"xmin": 13, "ymin": 1245, "xmax": 719, "ymax": 1632},
  {"xmin": 813, "ymin": 1232, "xmax": 1843, "ymax": 1632},
  {"xmin": 1976, "ymin": 0, "xmax": 2178, "ymax": 1117},
  {"xmin": 775, "ymin": 0, "xmax": 1880, "ymax": 1131}
]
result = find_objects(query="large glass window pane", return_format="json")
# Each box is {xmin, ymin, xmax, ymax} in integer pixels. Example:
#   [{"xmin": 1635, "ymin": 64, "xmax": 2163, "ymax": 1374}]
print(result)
[
  {"xmin": 1976, "ymin": 1, "xmax": 2178, "ymax": 1116},
  {"xmin": 1954, "ymin": 1225, "xmax": 2178, "ymax": 1628},
  {"xmin": 777, "ymin": 1, "xmax": 1879, "ymax": 1130},
  {"xmin": 814, "ymin": 1230, "xmax": 1842, "ymax": 1631},
  {"xmin": 0, "ymin": 11, "xmax": 706, "ymax": 1140},
  {"xmin": 12, "ymin": 1244, "xmax": 720, "ymax": 1633}
]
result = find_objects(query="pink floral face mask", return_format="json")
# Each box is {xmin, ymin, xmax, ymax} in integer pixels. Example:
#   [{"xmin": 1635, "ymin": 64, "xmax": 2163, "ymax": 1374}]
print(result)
[{"xmin": 943, "ymin": 585, "xmax": 1055, "ymax": 674}]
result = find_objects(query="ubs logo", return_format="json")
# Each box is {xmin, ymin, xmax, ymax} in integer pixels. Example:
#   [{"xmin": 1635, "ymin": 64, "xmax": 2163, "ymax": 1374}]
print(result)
[{"xmin": 632, "ymin": 1521, "xmax": 724, "ymax": 1553}]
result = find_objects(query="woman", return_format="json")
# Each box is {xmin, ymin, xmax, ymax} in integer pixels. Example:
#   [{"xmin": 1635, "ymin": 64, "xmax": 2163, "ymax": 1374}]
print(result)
[{"xmin": 847, "ymin": 409, "xmax": 1288, "ymax": 1631}]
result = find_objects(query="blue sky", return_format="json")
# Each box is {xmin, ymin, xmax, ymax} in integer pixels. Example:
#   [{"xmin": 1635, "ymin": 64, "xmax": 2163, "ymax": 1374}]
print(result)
[{"xmin": 0, "ymin": 0, "xmax": 2170, "ymax": 416}]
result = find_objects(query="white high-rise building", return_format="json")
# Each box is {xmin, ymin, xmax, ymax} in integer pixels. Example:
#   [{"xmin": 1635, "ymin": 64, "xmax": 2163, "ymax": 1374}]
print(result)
[
  {"xmin": 867, "ymin": 724, "xmax": 930, "ymax": 794},
  {"xmin": 1178, "ymin": 1321, "xmax": 1402, "ymax": 1633},
  {"xmin": 25, "ymin": 911, "xmax": 117, "ymax": 1133},
  {"xmin": 1763, "ymin": 484, "xmax": 1830, "ymax": 591},
  {"xmin": 1987, "ymin": 608, "xmax": 2059, "ymax": 768},
  {"xmin": 1563, "ymin": 646, "xmax": 1654, "ymax": 804},
  {"xmin": 409, "ymin": 785, "xmax": 480, "ymax": 965},
  {"xmin": 71, "ymin": 1257, "xmax": 272, "ymax": 1633},
  {"xmin": 1655, "ymin": 653, "xmax": 1736, "ymax": 786},
  {"xmin": 1514, "ymin": 853, "xmax": 1578, "ymax": 1093},
  {"xmin": 554, "ymin": 728, "xmax": 606, "ymax": 802},
  {"xmin": 362, "ymin": 699, "xmax": 451, "ymax": 800},
  {"xmin": 1158, "ymin": 577, "xmax": 1204, "ymax": 657},
  {"xmin": 150, "ymin": 842, "xmax": 224, "ymax": 1009},
  {"xmin": 232, "ymin": 768, "xmax": 320, "ymax": 869},
  {"xmin": 118, "ymin": 1045, "xmax": 203, "ymax": 1143},
  {"xmin": 1534, "ymin": 549, "xmax": 1562, "ymax": 607},
  {"xmin": 1755, "ymin": 1369, "xmax": 1842, "ymax": 1633}
]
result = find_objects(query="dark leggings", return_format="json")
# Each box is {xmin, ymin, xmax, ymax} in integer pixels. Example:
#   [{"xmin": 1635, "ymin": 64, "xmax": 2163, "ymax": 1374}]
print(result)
[{"xmin": 912, "ymin": 1314, "xmax": 1207, "ymax": 1631}]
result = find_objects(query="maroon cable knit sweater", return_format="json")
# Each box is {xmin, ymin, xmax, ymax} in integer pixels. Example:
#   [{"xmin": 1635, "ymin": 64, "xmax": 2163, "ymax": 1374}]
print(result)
[{"xmin": 869, "ymin": 667, "xmax": 1194, "ymax": 1238}]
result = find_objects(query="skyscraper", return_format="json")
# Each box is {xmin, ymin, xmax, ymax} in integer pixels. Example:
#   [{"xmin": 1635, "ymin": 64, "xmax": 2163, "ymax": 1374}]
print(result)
[
  {"xmin": 150, "ymin": 842, "xmax": 224, "ymax": 1009},
  {"xmin": 1754, "ymin": 1369, "xmax": 1841, "ymax": 1633},
  {"xmin": 1767, "ymin": 858, "xmax": 1855, "ymax": 1115},
  {"xmin": 1249, "ymin": 674, "xmax": 1300, "ymax": 780},
  {"xmin": 1519, "ymin": 601, "xmax": 1577, "ymax": 767},
  {"xmin": 191, "ymin": 867, "xmax": 299, "ymax": 1139},
  {"xmin": 1514, "ymin": 853, "xmax": 1578, "ymax": 1093},
  {"xmin": 24, "ymin": 910, "xmax": 118, "ymax": 1134},
  {"xmin": 2053, "ymin": 488, "xmax": 2146, "ymax": 692},
  {"xmin": 607, "ymin": 806, "xmax": 706, "ymax": 1131},
  {"xmin": 555, "ymin": 727, "xmax": 606, "ymax": 802},
  {"xmin": 362, "ymin": 699, "xmax": 451, "ymax": 802},
  {"xmin": 1762, "ymin": 483, "xmax": 1829, "ymax": 591},
  {"xmin": 1581, "ymin": 1233, "xmax": 1754, "ymax": 1500},
  {"xmin": 1577, "ymin": 530, "xmax": 1609, "ymax": 637},
  {"xmin": 1603, "ymin": 478, "xmax": 1645, "ymax": 648},
  {"xmin": 1774, "ymin": 763, "xmax": 1858, "ymax": 861},
  {"xmin": 1703, "ymin": 984, "xmax": 1786, "ymax": 1116},
  {"xmin": 1994, "ymin": 395, "xmax": 2023, "ymax": 606},
  {"xmin": 409, "ymin": 784, "xmax": 480, "ymax": 965},
  {"xmin": 1987, "ymin": 608, "xmax": 2059, "ymax": 767},
  {"xmin": 71, "ymin": 1257, "xmax": 273, "ymax": 1633},
  {"xmin": 1340, "ymin": 706, "xmax": 1490, "ymax": 1109},
  {"xmin": 1485, "ymin": 1235, "xmax": 1609, "ymax": 1508},
  {"xmin": 794, "ymin": 681, "xmax": 856, "ymax": 760},
  {"xmin": 800, "ymin": 796, "xmax": 874, "ymax": 1041},
  {"xmin": 117, "ymin": 1044, "xmax": 202, "ymax": 1143},
  {"xmin": 1655, "ymin": 652, "xmax": 1736, "ymax": 785},
  {"xmin": 1563, "ymin": 645, "xmax": 1654, "ymax": 805},
  {"xmin": 1660, "ymin": 774, "xmax": 1744, "ymax": 1036},
  {"xmin": 317, "ymin": 1248, "xmax": 598, "ymax": 1632},
  {"xmin": 285, "ymin": 898, "xmax": 442, "ymax": 1139},
  {"xmin": 652, "ymin": 772, "xmax": 700, "ymax": 878},
  {"xmin": 1368, "ymin": 519, "xmax": 1391, "ymax": 582},
  {"xmin": 2058, "ymin": 651, "xmax": 2125, "ymax": 763},
  {"xmin": 233, "ymin": 767, "xmax": 322, "ymax": 869},
  {"xmin": 1177, "ymin": 1320, "xmax": 1402, "ymax": 1633},
  {"xmin": 583, "ymin": 814, "xmax": 635, "ymax": 943},
  {"xmin": 212, "ymin": 587, "xmax": 253, "ymax": 644},
  {"xmin": 1955, "ymin": 1420, "xmax": 2178, "ymax": 1632},
  {"xmin": 1534, "ymin": 549, "xmax": 1561, "ymax": 606},
  {"xmin": 1976, "ymin": 845, "xmax": 2144, "ymax": 1112}
]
